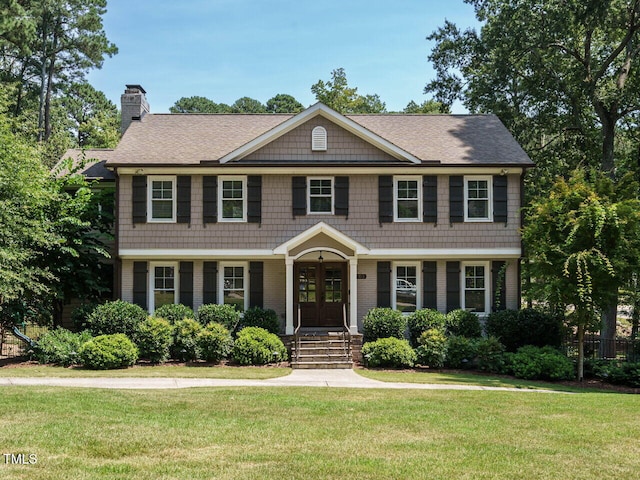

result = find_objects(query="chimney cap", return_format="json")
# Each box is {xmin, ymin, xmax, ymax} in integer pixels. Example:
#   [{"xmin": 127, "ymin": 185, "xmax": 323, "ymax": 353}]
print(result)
[{"xmin": 125, "ymin": 84, "xmax": 146, "ymax": 94}]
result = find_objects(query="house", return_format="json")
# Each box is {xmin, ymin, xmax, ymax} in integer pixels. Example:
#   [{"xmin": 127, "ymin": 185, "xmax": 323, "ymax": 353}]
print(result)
[{"xmin": 103, "ymin": 85, "xmax": 532, "ymax": 344}]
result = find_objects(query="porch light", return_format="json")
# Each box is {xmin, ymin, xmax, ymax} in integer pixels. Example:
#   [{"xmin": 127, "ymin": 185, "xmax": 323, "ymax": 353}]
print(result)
[{"xmin": 318, "ymin": 251, "xmax": 323, "ymax": 263}]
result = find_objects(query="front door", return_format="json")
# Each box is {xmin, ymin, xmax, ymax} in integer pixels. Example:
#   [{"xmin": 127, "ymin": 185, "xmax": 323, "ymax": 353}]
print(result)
[{"xmin": 295, "ymin": 262, "xmax": 346, "ymax": 328}]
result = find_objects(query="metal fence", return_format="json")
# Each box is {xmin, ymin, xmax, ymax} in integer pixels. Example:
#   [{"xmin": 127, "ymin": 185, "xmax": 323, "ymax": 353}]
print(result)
[
  {"xmin": 564, "ymin": 334, "xmax": 638, "ymax": 361},
  {"xmin": 0, "ymin": 324, "xmax": 49, "ymax": 360}
]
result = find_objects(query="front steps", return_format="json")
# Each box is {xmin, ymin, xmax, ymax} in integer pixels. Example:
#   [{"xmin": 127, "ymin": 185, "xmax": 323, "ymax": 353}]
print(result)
[{"xmin": 290, "ymin": 333, "xmax": 353, "ymax": 369}]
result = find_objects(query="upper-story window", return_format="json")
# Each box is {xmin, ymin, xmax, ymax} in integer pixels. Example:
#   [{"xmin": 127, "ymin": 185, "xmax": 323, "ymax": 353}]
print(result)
[
  {"xmin": 308, "ymin": 178, "xmax": 333, "ymax": 214},
  {"xmin": 394, "ymin": 176, "xmax": 422, "ymax": 222},
  {"xmin": 148, "ymin": 176, "xmax": 176, "ymax": 222},
  {"xmin": 219, "ymin": 176, "xmax": 247, "ymax": 222},
  {"xmin": 465, "ymin": 176, "xmax": 492, "ymax": 221}
]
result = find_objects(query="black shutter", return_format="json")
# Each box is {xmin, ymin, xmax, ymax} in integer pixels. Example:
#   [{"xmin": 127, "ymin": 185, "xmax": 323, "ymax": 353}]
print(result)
[
  {"xmin": 203, "ymin": 261, "xmax": 218, "ymax": 304},
  {"xmin": 378, "ymin": 176, "xmax": 393, "ymax": 224},
  {"xmin": 247, "ymin": 176, "xmax": 262, "ymax": 223},
  {"xmin": 132, "ymin": 176, "xmax": 147, "ymax": 223},
  {"xmin": 133, "ymin": 261, "xmax": 148, "ymax": 309},
  {"xmin": 377, "ymin": 261, "xmax": 391, "ymax": 308},
  {"xmin": 249, "ymin": 261, "xmax": 264, "ymax": 308},
  {"xmin": 493, "ymin": 175, "xmax": 508, "ymax": 223},
  {"xmin": 179, "ymin": 261, "xmax": 194, "ymax": 308},
  {"xmin": 292, "ymin": 177, "xmax": 306, "ymax": 216},
  {"xmin": 202, "ymin": 176, "xmax": 218, "ymax": 224},
  {"xmin": 492, "ymin": 261, "xmax": 507, "ymax": 312},
  {"xmin": 335, "ymin": 176, "xmax": 349, "ymax": 216},
  {"xmin": 423, "ymin": 175, "xmax": 438, "ymax": 223},
  {"xmin": 449, "ymin": 176, "xmax": 464, "ymax": 223},
  {"xmin": 446, "ymin": 261, "xmax": 461, "ymax": 312},
  {"xmin": 177, "ymin": 176, "xmax": 191, "ymax": 224},
  {"xmin": 422, "ymin": 261, "xmax": 437, "ymax": 310}
]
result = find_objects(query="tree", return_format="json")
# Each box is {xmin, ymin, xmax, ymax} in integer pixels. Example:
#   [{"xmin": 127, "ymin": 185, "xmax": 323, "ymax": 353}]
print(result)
[
  {"xmin": 311, "ymin": 68, "xmax": 386, "ymax": 113},
  {"xmin": 169, "ymin": 96, "xmax": 232, "ymax": 113},
  {"xmin": 231, "ymin": 96, "xmax": 266, "ymax": 113},
  {"xmin": 522, "ymin": 169, "xmax": 640, "ymax": 379},
  {"xmin": 403, "ymin": 99, "xmax": 450, "ymax": 114},
  {"xmin": 266, "ymin": 93, "xmax": 304, "ymax": 113}
]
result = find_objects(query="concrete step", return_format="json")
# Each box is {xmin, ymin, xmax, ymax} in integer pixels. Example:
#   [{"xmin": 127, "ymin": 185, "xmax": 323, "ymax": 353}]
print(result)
[{"xmin": 292, "ymin": 361, "xmax": 353, "ymax": 369}]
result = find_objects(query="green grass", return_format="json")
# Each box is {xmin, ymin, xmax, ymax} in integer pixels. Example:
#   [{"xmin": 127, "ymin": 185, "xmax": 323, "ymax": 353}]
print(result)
[{"xmin": 0, "ymin": 386, "xmax": 638, "ymax": 479}]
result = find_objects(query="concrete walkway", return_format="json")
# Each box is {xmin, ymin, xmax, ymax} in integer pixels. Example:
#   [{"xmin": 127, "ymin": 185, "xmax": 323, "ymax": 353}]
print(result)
[{"xmin": 0, "ymin": 369, "xmax": 568, "ymax": 393}]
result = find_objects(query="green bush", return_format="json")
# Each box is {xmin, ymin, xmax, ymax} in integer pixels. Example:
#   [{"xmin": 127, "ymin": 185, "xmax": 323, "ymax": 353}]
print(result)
[
  {"xmin": 197, "ymin": 323, "xmax": 233, "ymax": 363},
  {"xmin": 486, "ymin": 308, "xmax": 564, "ymax": 352},
  {"xmin": 84, "ymin": 300, "xmax": 147, "ymax": 338},
  {"xmin": 32, "ymin": 328, "xmax": 92, "ymax": 366},
  {"xmin": 196, "ymin": 304, "xmax": 240, "ymax": 332},
  {"xmin": 445, "ymin": 309, "xmax": 482, "ymax": 338},
  {"xmin": 240, "ymin": 307, "xmax": 280, "ymax": 334},
  {"xmin": 362, "ymin": 337, "xmax": 416, "ymax": 368},
  {"xmin": 415, "ymin": 328, "xmax": 448, "ymax": 368},
  {"xmin": 363, "ymin": 308, "xmax": 407, "ymax": 343},
  {"xmin": 444, "ymin": 335, "xmax": 478, "ymax": 369},
  {"xmin": 79, "ymin": 334, "xmax": 138, "ymax": 370},
  {"xmin": 506, "ymin": 345, "xmax": 574, "ymax": 381},
  {"xmin": 153, "ymin": 303, "xmax": 194, "ymax": 324},
  {"xmin": 135, "ymin": 317, "xmax": 174, "ymax": 364},
  {"xmin": 232, "ymin": 327, "xmax": 288, "ymax": 365},
  {"xmin": 171, "ymin": 319, "xmax": 203, "ymax": 362},
  {"xmin": 475, "ymin": 336, "xmax": 506, "ymax": 373},
  {"xmin": 407, "ymin": 309, "xmax": 446, "ymax": 346},
  {"xmin": 71, "ymin": 303, "xmax": 100, "ymax": 331},
  {"xmin": 596, "ymin": 362, "xmax": 640, "ymax": 387}
]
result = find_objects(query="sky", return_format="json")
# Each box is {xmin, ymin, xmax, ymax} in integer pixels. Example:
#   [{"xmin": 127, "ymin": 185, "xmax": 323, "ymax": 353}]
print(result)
[{"xmin": 87, "ymin": 0, "xmax": 480, "ymax": 114}]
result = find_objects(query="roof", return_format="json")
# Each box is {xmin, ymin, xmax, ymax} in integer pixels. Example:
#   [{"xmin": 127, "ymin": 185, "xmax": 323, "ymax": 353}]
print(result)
[
  {"xmin": 56, "ymin": 149, "xmax": 117, "ymax": 180},
  {"xmin": 106, "ymin": 103, "xmax": 534, "ymax": 168}
]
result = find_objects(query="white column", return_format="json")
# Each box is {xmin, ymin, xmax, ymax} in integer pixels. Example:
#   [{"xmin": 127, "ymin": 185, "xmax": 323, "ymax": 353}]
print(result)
[
  {"xmin": 349, "ymin": 257, "xmax": 358, "ymax": 334},
  {"xmin": 285, "ymin": 257, "xmax": 294, "ymax": 335}
]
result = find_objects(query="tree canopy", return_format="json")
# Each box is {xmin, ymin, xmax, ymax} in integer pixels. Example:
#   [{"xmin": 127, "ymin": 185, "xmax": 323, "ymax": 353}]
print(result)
[{"xmin": 311, "ymin": 68, "xmax": 387, "ymax": 113}]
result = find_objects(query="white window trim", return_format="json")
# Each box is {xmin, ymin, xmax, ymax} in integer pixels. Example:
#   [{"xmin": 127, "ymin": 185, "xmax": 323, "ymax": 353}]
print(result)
[
  {"xmin": 464, "ymin": 175, "xmax": 493, "ymax": 222},
  {"xmin": 392, "ymin": 261, "xmax": 421, "ymax": 313},
  {"xmin": 148, "ymin": 261, "xmax": 179, "ymax": 314},
  {"xmin": 307, "ymin": 177, "xmax": 334, "ymax": 215},
  {"xmin": 394, "ymin": 176, "xmax": 422, "ymax": 222},
  {"xmin": 147, "ymin": 175, "xmax": 176, "ymax": 223},
  {"xmin": 460, "ymin": 261, "xmax": 490, "ymax": 315},
  {"xmin": 218, "ymin": 261, "xmax": 249, "ymax": 311},
  {"xmin": 218, "ymin": 176, "xmax": 247, "ymax": 222}
]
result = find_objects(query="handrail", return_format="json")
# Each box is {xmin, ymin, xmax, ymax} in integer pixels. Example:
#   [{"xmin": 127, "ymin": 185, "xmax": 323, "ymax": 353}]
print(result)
[
  {"xmin": 342, "ymin": 304, "xmax": 351, "ymax": 361},
  {"xmin": 294, "ymin": 304, "xmax": 301, "ymax": 363}
]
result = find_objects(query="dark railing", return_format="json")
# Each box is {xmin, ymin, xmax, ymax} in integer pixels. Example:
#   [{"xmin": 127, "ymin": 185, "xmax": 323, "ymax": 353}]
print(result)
[
  {"xmin": 564, "ymin": 334, "xmax": 638, "ymax": 361},
  {"xmin": 0, "ymin": 324, "xmax": 48, "ymax": 360}
]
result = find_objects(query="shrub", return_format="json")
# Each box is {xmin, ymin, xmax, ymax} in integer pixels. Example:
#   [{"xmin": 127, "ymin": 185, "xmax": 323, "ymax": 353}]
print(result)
[
  {"xmin": 407, "ymin": 309, "xmax": 446, "ymax": 346},
  {"xmin": 415, "ymin": 328, "xmax": 448, "ymax": 368},
  {"xmin": 84, "ymin": 300, "xmax": 147, "ymax": 338},
  {"xmin": 444, "ymin": 335, "xmax": 478, "ymax": 369},
  {"xmin": 153, "ymin": 303, "xmax": 194, "ymax": 324},
  {"xmin": 362, "ymin": 337, "xmax": 416, "ymax": 368},
  {"xmin": 232, "ymin": 327, "xmax": 288, "ymax": 365},
  {"xmin": 507, "ymin": 345, "xmax": 574, "ymax": 381},
  {"xmin": 445, "ymin": 309, "xmax": 482, "ymax": 338},
  {"xmin": 197, "ymin": 323, "xmax": 233, "ymax": 363},
  {"xmin": 240, "ymin": 307, "xmax": 280, "ymax": 334},
  {"xmin": 79, "ymin": 334, "xmax": 138, "ymax": 370},
  {"xmin": 171, "ymin": 319, "xmax": 203, "ymax": 362},
  {"xmin": 598, "ymin": 362, "xmax": 640, "ymax": 388},
  {"xmin": 362, "ymin": 308, "xmax": 406, "ymax": 343},
  {"xmin": 32, "ymin": 328, "xmax": 92, "ymax": 366},
  {"xmin": 135, "ymin": 317, "xmax": 174, "ymax": 364},
  {"xmin": 196, "ymin": 304, "xmax": 240, "ymax": 332},
  {"xmin": 475, "ymin": 336, "xmax": 506, "ymax": 373},
  {"xmin": 486, "ymin": 308, "xmax": 564, "ymax": 352},
  {"xmin": 71, "ymin": 303, "xmax": 100, "ymax": 331}
]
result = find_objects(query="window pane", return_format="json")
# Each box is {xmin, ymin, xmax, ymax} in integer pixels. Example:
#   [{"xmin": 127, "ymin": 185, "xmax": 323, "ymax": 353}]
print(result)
[
  {"xmin": 468, "ymin": 200, "xmax": 489, "ymax": 219},
  {"xmin": 310, "ymin": 197, "xmax": 332, "ymax": 212},
  {"xmin": 154, "ymin": 290, "xmax": 175, "ymax": 309},
  {"xmin": 397, "ymin": 200, "xmax": 418, "ymax": 219},
  {"xmin": 465, "ymin": 290, "xmax": 485, "ymax": 312},
  {"xmin": 467, "ymin": 179, "xmax": 489, "ymax": 219},
  {"xmin": 395, "ymin": 265, "xmax": 417, "ymax": 313},
  {"xmin": 223, "ymin": 181, "xmax": 243, "ymax": 199},
  {"xmin": 222, "ymin": 199, "xmax": 244, "ymax": 218},
  {"xmin": 223, "ymin": 265, "xmax": 245, "ymax": 311}
]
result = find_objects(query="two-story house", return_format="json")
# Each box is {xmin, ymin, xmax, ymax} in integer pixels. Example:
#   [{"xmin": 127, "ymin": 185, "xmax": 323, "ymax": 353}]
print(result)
[{"xmin": 107, "ymin": 85, "xmax": 533, "ymax": 340}]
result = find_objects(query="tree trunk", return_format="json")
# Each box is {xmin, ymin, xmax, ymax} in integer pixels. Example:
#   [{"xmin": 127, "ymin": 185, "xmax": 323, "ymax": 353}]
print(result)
[
  {"xmin": 52, "ymin": 299, "xmax": 64, "ymax": 328},
  {"xmin": 600, "ymin": 302, "xmax": 618, "ymax": 358}
]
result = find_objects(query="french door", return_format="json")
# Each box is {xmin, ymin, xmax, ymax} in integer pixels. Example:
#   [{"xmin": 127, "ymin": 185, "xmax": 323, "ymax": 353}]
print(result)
[{"xmin": 295, "ymin": 262, "xmax": 346, "ymax": 328}]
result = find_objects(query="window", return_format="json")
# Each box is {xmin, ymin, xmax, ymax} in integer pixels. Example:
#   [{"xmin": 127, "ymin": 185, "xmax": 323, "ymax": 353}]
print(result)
[
  {"xmin": 394, "ymin": 177, "xmax": 421, "ymax": 221},
  {"xmin": 462, "ymin": 263, "xmax": 489, "ymax": 314},
  {"xmin": 308, "ymin": 178, "xmax": 333, "ymax": 214},
  {"xmin": 219, "ymin": 177, "xmax": 247, "ymax": 222},
  {"xmin": 148, "ymin": 176, "xmax": 176, "ymax": 222},
  {"xmin": 465, "ymin": 176, "xmax": 492, "ymax": 221},
  {"xmin": 150, "ymin": 263, "xmax": 178, "ymax": 312},
  {"xmin": 220, "ymin": 263, "xmax": 247, "ymax": 311},
  {"xmin": 393, "ymin": 263, "xmax": 419, "ymax": 313}
]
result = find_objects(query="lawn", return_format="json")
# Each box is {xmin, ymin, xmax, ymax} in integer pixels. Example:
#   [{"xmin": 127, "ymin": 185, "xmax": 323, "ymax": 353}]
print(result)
[{"xmin": 1, "ymin": 385, "xmax": 638, "ymax": 479}]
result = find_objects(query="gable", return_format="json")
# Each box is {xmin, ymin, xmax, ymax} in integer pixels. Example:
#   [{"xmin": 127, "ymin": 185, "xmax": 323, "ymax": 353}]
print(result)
[{"xmin": 242, "ymin": 116, "xmax": 400, "ymax": 164}]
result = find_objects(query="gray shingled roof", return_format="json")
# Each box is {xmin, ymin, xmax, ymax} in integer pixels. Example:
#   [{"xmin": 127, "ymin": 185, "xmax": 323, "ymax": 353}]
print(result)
[
  {"xmin": 106, "ymin": 110, "xmax": 533, "ymax": 167},
  {"xmin": 56, "ymin": 149, "xmax": 116, "ymax": 180}
]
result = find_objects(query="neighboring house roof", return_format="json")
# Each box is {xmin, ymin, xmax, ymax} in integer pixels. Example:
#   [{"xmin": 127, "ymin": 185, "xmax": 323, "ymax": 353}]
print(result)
[
  {"xmin": 56, "ymin": 149, "xmax": 117, "ymax": 180},
  {"xmin": 105, "ymin": 103, "xmax": 534, "ymax": 168}
]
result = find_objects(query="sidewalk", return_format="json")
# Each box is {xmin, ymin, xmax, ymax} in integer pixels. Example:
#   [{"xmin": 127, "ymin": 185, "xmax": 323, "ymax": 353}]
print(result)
[{"xmin": 0, "ymin": 369, "xmax": 568, "ymax": 393}]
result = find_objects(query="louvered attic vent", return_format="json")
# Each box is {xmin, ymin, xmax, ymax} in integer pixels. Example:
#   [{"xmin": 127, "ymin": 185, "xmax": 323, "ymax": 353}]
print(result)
[{"xmin": 311, "ymin": 126, "xmax": 327, "ymax": 151}]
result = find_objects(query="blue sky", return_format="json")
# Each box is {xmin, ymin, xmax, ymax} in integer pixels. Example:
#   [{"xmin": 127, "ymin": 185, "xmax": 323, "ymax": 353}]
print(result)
[{"xmin": 88, "ymin": 0, "xmax": 479, "ymax": 114}]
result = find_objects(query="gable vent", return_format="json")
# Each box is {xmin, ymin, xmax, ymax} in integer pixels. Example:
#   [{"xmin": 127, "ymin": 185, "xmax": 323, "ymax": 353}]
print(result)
[{"xmin": 311, "ymin": 126, "xmax": 327, "ymax": 151}]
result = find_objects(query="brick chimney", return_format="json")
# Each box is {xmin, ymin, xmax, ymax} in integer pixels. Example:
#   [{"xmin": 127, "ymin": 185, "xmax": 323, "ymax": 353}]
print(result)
[{"xmin": 121, "ymin": 84, "xmax": 150, "ymax": 134}]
